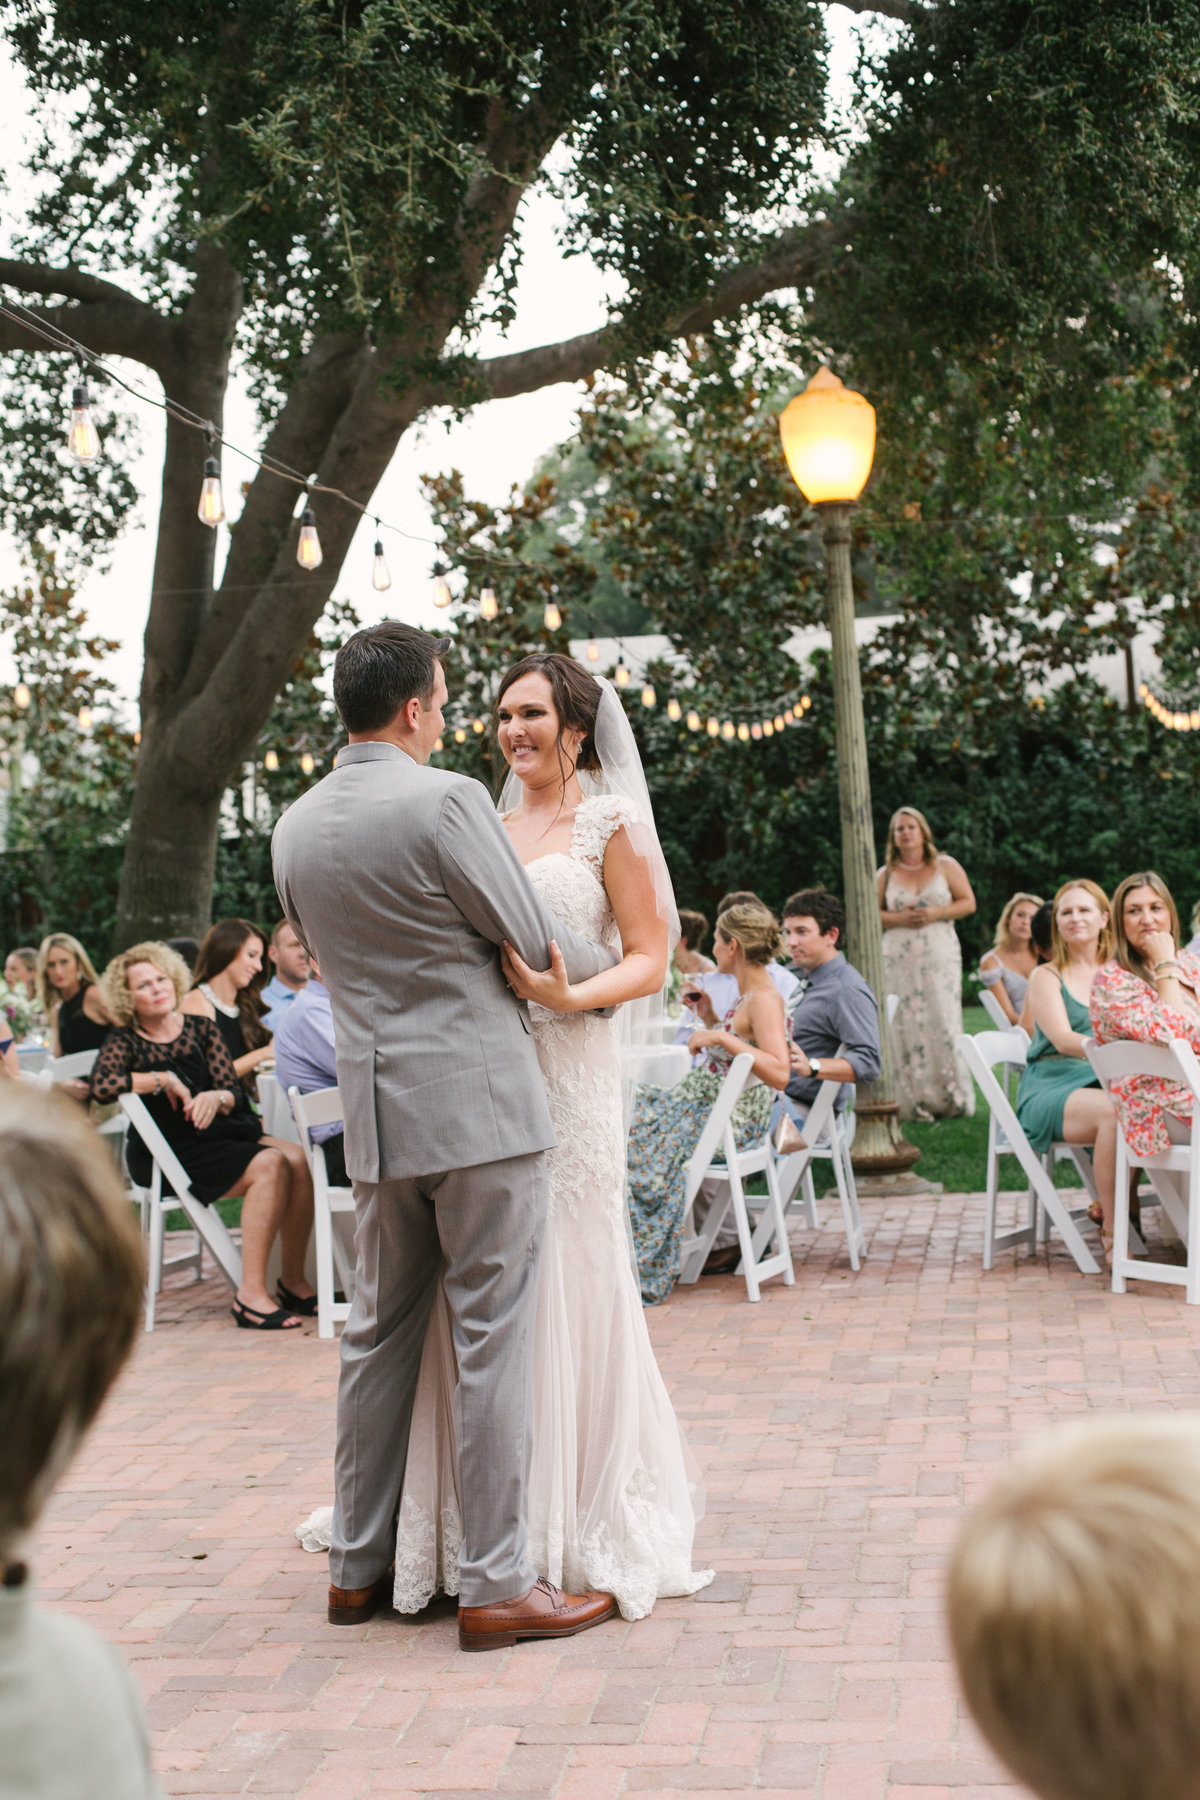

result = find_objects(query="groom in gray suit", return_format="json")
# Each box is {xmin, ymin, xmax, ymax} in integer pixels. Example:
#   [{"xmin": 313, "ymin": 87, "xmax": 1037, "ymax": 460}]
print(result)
[{"xmin": 273, "ymin": 622, "xmax": 619, "ymax": 1651}]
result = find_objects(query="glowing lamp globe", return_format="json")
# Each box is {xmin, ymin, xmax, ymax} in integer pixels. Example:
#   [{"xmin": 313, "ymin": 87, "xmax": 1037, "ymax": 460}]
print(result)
[{"xmin": 779, "ymin": 368, "xmax": 876, "ymax": 505}]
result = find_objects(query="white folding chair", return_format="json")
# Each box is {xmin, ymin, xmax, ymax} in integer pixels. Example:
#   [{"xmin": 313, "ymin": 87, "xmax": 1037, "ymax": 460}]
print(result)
[
  {"xmin": 1085, "ymin": 1037, "xmax": 1200, "ymax": 1303},
  {"xmin": 120, "ymin": 1093, "xmax": 243, "ymax": 1330},
  {"xmin": 676, "ymin": 1054, "xmax": 794, "ymax": 1302},
  {"xmin": 257, "ymin": 1069, "xmax": 301, "ymax": 1143},
  {"xmin": 958, "ymin": 1031, "xmax": 1101, "ymax": 1274},
  {"xmin": 35, "ymin": 1047, "xmax": 98, "ymax": 1088},
  {"xmin": 288, "ymin": 1084, "xmax": 356, "ymax": 1337},
  {"xmin": 978, "ymin": 988, "xmax": 1015, "ymax": 1032},
  {"xmin": 768, "ymin": 1070, "xmax": 867, "ymax": 1269}
]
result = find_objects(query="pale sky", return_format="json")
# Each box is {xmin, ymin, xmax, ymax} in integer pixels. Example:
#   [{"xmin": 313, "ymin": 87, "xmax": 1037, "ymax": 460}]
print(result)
[{"xmin": 0, "ymin": 12, "xmax": 877, "ymax": 706}]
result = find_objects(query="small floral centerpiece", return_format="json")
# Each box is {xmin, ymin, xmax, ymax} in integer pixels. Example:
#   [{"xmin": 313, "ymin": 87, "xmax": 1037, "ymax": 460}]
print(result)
[{"xmin": 0, "ymin": 980, "xmax": 40, "ymax": 1043}]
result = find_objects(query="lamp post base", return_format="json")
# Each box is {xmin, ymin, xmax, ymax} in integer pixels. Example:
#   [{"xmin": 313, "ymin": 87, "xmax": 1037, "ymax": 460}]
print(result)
[{"xmin": 850, "ymin": 1098, "xmax": 922, "ymax": 1176}]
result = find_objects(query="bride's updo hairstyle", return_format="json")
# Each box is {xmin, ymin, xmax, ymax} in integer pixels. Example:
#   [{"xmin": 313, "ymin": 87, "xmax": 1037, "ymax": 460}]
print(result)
[
  {"xmin": 495, "ymin": 652, "xmax": 603, "ymax": 790},
  {"xmin": 716, "ymin": 904, "xmax": 785, "ymax": 966}
]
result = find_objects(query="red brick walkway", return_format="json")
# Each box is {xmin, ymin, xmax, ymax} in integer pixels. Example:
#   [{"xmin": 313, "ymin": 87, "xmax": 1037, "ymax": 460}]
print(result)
[{"xmin": 38, "ymin": 1190, "xmax": 1200, "ymax": 1798}]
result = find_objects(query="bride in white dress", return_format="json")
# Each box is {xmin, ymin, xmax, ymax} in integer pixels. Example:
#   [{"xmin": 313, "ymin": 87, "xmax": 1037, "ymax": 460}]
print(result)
[{"xmin": 389, "ymin": 653, "xmax": 713, "ymax": 1619}]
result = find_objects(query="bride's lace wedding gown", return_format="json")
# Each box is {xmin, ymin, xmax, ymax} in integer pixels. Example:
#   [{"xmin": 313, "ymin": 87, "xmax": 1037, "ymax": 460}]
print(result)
[{"xmin": 389, "ymin": 794, "xmax": 713, "ymax": 1619}]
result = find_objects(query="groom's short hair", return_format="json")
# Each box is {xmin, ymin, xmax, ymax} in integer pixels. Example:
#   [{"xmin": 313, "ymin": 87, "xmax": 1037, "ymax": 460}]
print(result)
[{"xmin": 334, "ymin": 622, "xmax": 451, "ymax": 734}]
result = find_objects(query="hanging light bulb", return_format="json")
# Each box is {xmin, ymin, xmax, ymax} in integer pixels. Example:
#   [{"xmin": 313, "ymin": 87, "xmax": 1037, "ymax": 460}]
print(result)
[
  {"xmin": 615, "ymin": 660, "xmax": 630, "ymax": 688},
  {"xmin": 472, "ymin": 718, "xmax": 485, "ymax": 734},
  {"xmin": 264, "ymin": 749, "xmax": 279, "ymax": 772},
  {"xmin": 66, "ymin": 362, "xmax": 101, "ymax": 466},
  {"xmin": 641, "ymin": 684, "xmax": 656, "ymax": 708},
  {"xmin": 133, "ymin": 728, "xmax": 141, "ymax": 746},
  {"xmin": 667, "ymin": 698, "xmax": 682, "ymax": 721},
  {"xmin": 434, "ymin": 735, "xmax": 444, "ymax": 752},
  {"xmin": 687, "ymin": 710, "xmax": 701, "ymax": 732},
  {"xmin": 479, "ymin": 586, "xmax": 499, "ymax": 620},
  {"xmin": 706, "ymin": 717, "xmax": 720, "ymax": 737},
  {"xmin": 372, "ymin": 537, "xmax": 392, "ymax": 592},
  {"xmin": 783, "ymin": 707, "xmax": 795, "ymax": 724},
  {"xmin": 776, "ymin": 713, "xmax": 787, "ymax": 732},
  {"xmin": 586, "ymin": 639, "xmax": 599, "ymax": 661},
  {"xmin": 77, "ymin": 704, "xmax": 93, "ymax": 733},
  {"xmin": 801, "ymin": 694, "xmax": 812, "ymax": 711},
  {"xmin": 763, "ymin": 719, "xmax": 775, "ymax": 738},
  {"xmin": 751, "ymin": 722, "xmax": 763, "ymax": 740},
  {"xmin": 433, "ymin": 574, "xmax": 452, "ymax": 608},
  {"xmin": 197, "ymin": 449, "xmax": 225, "ymax": 527},
  {"xmin": 544, "ymin": 601, "xmax": 562, "ymax": 631},
  {"xmin": 1138, "ymin": 683, "xmax": 1150, "ymax": 700},
  {"xmin": 296, "ymin": 503, "xmax": 323, "ymax": 570},
  {"xmin": 722, "ymin": 720, "xmax": 735, "ymax": 740},
  {"xmin": 13, "ymin": 682, "xmax": 30, "ymax": 711},
  {"xmin": 300, "ymin": 751, "xmax": 315, "ymax": 775},
  {"xmin": 737, "ymin": 722, "xmax": 751, "ymax": 742},
  {"xmin": 1191, "ymin": 711, "xmax": 1200, "ymax": 729},
  {"xmin": 454, "ymin": 727, "xmax": 467, "ymax": 743}
]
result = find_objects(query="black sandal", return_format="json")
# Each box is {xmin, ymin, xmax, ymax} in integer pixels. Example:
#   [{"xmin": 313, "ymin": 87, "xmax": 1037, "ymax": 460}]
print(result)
[
  {"xmin": 276, "ymin": 1282, "xmax": 318, "ymax": 1317},
  {"xmin": 231, "ymin": 1299, "xmax": 303, "ymax": 1330}
]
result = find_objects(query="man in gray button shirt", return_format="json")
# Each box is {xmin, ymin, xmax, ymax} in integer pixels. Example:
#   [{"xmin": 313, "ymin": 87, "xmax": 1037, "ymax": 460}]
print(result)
[{"xmin": 780, "ymin": 888, "xmax": 882, "ymax": 1126}]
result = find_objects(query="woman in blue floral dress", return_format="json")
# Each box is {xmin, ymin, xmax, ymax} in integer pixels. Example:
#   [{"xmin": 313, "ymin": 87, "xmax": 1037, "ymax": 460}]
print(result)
[{"xmin": 627, "ymin": 904, "xmax": 792, "ymax": 1302}]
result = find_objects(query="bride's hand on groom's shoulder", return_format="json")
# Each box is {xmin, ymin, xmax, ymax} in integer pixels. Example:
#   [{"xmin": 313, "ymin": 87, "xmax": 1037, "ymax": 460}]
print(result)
[{"xmin": 501, "ymin": 940, "xmax": 577, "ymax": 1013}]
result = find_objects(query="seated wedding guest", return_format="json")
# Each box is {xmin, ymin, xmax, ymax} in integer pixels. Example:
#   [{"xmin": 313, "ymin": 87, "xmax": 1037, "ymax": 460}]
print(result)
[
  {"xmin": 1090, "ymin": 870, "xmax": 1200, "ymax": 1160},
  {"xmin": 92, "ymin": 941, "xmax": 316, "ymax": 1330},
  {"xmin": 699, "ymin": 887, "xmax": 883, "ymax": 1276},
  {"xmin": 272, "ymin": 955, "xmax": 346, "ymax": 1186},
  {"xmin": 629, "ymin": 904, "xmax": 791, "ymax": 1303},
  {"xmin": 261, "ymin": 919, "xmax": 310, "ymax": 1031},
  {"xmin": 947, "ymin": 1416, "xmax": 1200, "ymax": 1800},
  {"xmin": 182, "ymin": 918, "xmax": 274, "ymax": 1087},
  {"xmin": 979, "ymin": 892, "xmax": 1042, "ymax": 1027},
  {"xmin": 1016, "ymin": 880, "xmax": 1117, "ymax": 1260},
  {"xmin": 674, "ymin": 910, "xmax": 714, "ymax": 978},
  {"xmin": 38, "ymin": 932, "xmax": 115, "ymax": 1056},
  {"xmin": 3, "ymin": 945, "xmax": 39, "ymax": 1006},
  {"xmin": 673, "ymin": 888, "xmax": 798, "ymax": 1045},
  {"xmin": 0, "ymin": 1084, "xmax": 161, "ymax": 1798}
]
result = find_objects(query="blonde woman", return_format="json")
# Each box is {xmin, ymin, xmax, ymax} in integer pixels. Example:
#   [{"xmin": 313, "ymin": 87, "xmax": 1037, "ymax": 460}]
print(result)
[
  {"xmin": 877, "ymin": 805, "xmax": 976, "ymax": 1117},
  {"xmin": 1015, "ymin": 880, "xmax": 1117, "ymax": 1256},
  {"xmin": 627, "ymin": 903, "xmax": 791, "ymax": 1302},
  {"xmin": 979, "ymin": 893, "xmax": 1043, "ymax": 1027},
  {"xmin": 1089, "ymin": 870, "xmax": 1200, "ymax": 1160},
  {"xmin": 91, "ymin": 941, "xmax": 314, "ymax": 1330},
  {"xmin": 38, "ymin": 932, "xmax": 114, "ymax": 1058}
]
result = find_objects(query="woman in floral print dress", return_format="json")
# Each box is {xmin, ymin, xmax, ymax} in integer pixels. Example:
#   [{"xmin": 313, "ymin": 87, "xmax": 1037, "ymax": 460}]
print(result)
[{"xmin": 1090, "ymin": 871, "xmax": 1200, "ymax": 1157}]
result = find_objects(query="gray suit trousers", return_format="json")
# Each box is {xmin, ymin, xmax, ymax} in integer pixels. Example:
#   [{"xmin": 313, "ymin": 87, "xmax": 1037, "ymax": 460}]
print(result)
[{"xmin": 330, "ymin": 1150, "xmax": 548, "ymax": 1606}]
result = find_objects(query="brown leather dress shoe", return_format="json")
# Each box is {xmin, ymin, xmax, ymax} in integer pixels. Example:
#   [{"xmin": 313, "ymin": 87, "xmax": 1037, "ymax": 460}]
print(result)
[
  {"xmin": 702, "ymin": 1244, "xmax": 742, "ymax": 1276},
  {"xmin": 327, "ymin": 1564, "xmax": 393, "ymax": 1625},
  {"xmin": 458, "ymin": 1577, "xmax": 617, "ymax": 1651}
]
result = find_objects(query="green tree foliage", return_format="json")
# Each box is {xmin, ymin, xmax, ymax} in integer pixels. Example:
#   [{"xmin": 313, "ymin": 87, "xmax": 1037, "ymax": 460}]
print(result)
[{"xmin": 0, "ymin": 547, "xmax": 135, "ymax": 948}]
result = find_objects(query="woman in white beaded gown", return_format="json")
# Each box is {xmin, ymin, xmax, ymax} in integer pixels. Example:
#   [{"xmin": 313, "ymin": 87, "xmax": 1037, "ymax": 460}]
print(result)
[{"xmin": 388, "ymin": 653, "xmax": 713, "ymax": 1619}]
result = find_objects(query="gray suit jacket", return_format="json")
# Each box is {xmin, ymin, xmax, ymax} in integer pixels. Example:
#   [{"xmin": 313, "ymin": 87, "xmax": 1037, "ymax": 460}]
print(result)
[{"xmin": 271, "ymin": 742, "xmax": 618, "ymax": 1182}]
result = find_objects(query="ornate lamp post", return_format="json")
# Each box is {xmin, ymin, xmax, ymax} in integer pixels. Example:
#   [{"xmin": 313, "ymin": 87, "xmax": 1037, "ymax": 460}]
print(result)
[{"xmin": 780, "ymin": 368, "xmax": 918, "ymax": 1177}]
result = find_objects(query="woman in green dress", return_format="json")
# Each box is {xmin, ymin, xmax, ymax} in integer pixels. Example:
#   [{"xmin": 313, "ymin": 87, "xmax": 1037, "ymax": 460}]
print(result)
[{"xmin": 1015, "ymin": 879, "xmax": 1119, "ymax": 1261}]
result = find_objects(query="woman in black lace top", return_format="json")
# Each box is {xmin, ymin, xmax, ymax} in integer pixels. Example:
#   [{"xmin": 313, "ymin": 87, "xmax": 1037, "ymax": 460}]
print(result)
[{"xmin": 95, "ymin": 942, "xmax": 315, "ymax": 1331}]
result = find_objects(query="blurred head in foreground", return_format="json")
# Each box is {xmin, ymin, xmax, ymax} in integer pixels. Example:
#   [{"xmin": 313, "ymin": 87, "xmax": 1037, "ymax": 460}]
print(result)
[
  {"xmin": 0, "ymin": 1086, "xmax": 143, "ymax": 1563},
  {"xmin": 947, "ymin": 1416, "xmax": 1200, "ymax": 1800}
]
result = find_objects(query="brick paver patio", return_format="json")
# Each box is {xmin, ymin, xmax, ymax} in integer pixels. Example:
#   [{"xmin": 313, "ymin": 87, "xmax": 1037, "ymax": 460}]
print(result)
[{"xmin": 36, "ymin": 1189, "xmax": 1200, "ymax": 1799}]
